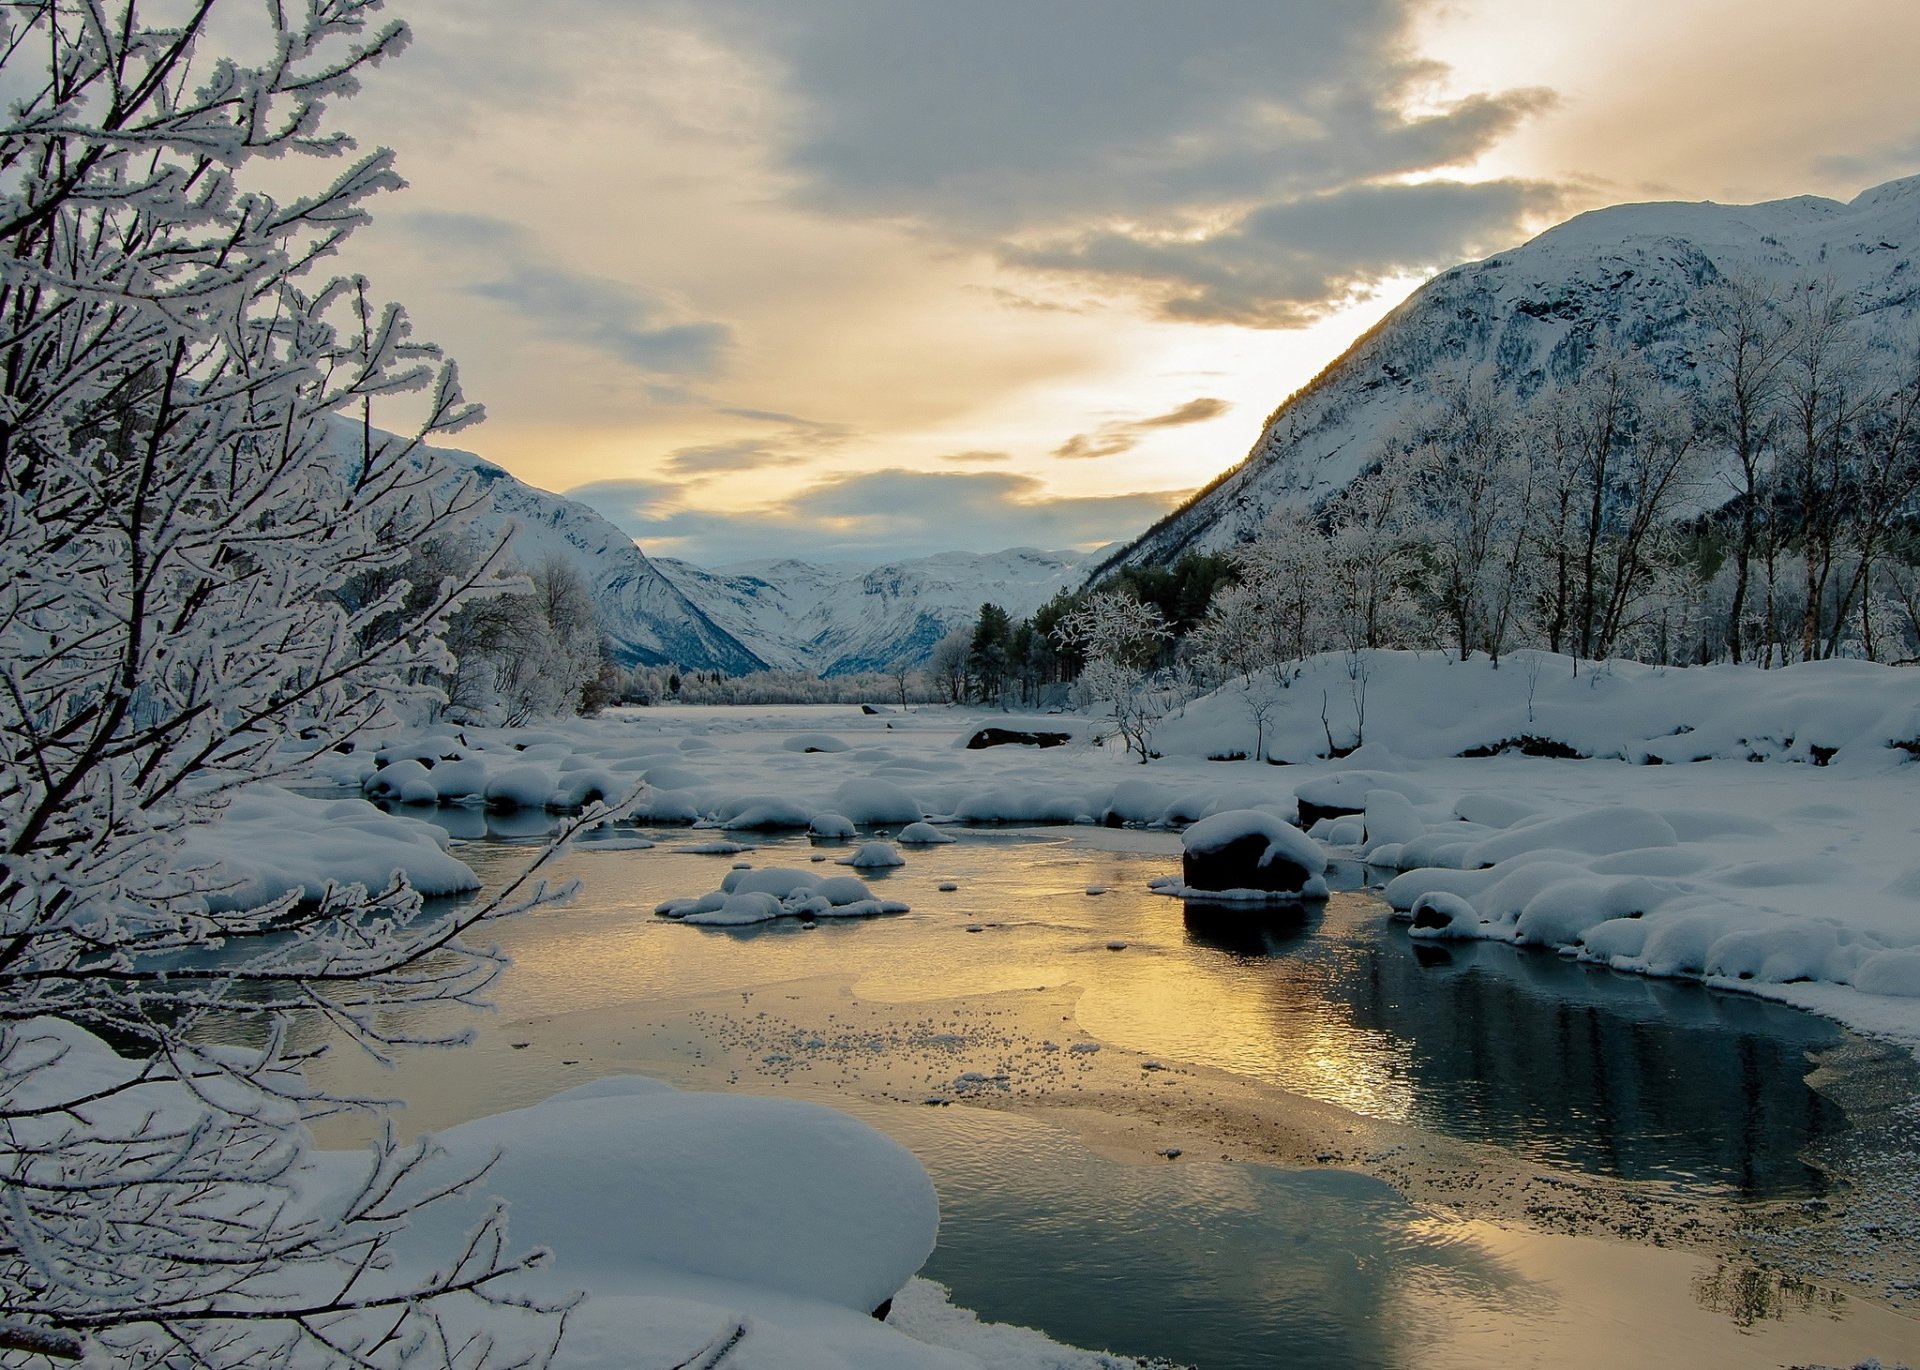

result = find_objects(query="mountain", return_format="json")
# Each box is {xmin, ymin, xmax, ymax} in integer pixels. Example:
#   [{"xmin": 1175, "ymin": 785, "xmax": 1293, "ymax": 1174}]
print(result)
[
  {"xmin": 1098, "ymin": 174, "xmax": 1920, "ymax": 574},
  {"xmin": 428, "ymin": 447, "xmax": 769, "ymax": 674},
  {"xmin": 656, "ymin": 547, "xmax": 1101, "ymax": 677}
]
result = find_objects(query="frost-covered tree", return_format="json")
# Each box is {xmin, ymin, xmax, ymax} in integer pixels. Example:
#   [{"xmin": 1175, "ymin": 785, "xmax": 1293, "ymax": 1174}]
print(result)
[
  {"xmin": 0, "ymin": 4, "xmax": 578, "ymax": 1364},
  {"xmin": 1055, "ymin": 590, "xmax": 1175, "ymax": 762}
]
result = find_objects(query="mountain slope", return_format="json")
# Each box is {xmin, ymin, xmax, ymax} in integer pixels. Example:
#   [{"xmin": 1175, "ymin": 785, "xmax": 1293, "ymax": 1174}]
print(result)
[
  {"xmin": 657, "ymin": 548, "xmax": 1099, "ymax": 677},
  {"xmin": 1100, "ymin": 174, "xmax": 1920, "ymax": 573},
  {"xmin": 429, "ymin": 447, "xmax": 769, "ymax": 674}
]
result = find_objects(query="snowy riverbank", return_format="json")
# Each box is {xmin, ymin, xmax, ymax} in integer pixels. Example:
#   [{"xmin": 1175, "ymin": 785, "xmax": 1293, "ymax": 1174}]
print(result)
[{"xmin": 283, "ymin": 651, "xmax": 1920, "ymax": 1053}]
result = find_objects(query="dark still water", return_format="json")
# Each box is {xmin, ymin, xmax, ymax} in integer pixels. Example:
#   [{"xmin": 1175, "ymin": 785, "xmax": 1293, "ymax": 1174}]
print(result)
[{"xmin": 1171, "ymin": 881, "xmax": 1852, "ymax": 1194}]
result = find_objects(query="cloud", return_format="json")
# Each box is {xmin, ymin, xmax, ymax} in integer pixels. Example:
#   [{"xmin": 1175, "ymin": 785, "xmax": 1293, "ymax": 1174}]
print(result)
[
  {"xmin": 1053, "ymin": 396, "xmax": 1231, "ymax": 460},
  {"xmin": 654, "ymin": 1, "xmax": 1559, "ymax": 322},
  {"xmin": 662, "ymin": 440, "xmax": 806, "ymax": 476},
  {"xmin": 1014, "ymin": 178, "xmax": 1565, "ymax": 325},
  {"xmin": 660, "ymin": 410, "xmax": 856, "ymax": 477},
  {"xmin": 398, "ymin": 210, "xmax": 732, "ymax": 374},
  {"xmin": 939, "ymin": 449, "xmax": 1012, "ymax": 464},
  {"xmin": 1814, "ymin": 134, "xmax": 1920, "ymax": 188},
  {"xmin": 566, "ymin": 469, "xmax": 1186, "ymax": 565}
]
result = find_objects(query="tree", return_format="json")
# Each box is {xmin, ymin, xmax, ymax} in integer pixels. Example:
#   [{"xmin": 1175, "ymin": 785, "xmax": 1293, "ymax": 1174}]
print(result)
[
  {"xmin": 1054, "ymin": 590, "xmax": 1175, "ymax": 762},
  {"xmin": 966, "ymin": 602, "xmax": 1013, "ymax": 706},
  {"xmin": 1780, "ymin": 279, "xmax": 1872, "ymax": 662},
  {"xmin": 927, "ymin": 628, "xmax": 971, "ymax": 704},
  {"xmin": 0, "ymin": 4, "xmax": 577, "ymax": 1364},
  {"xmin": 1693, "ymin": 273, "xmax": 1793, "ymax": 663}
]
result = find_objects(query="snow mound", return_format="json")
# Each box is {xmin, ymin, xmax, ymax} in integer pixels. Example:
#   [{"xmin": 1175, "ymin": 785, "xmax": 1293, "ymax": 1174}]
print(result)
[
  {"xmin": 180, "ymin": 786, "xmax": 478, "ymax": 911},
  {"xmin": 416, "ymin": 1085, "xmax": 937, "ymax": 1314},
  {"xmin": 655, "ymin": 867, "xmax": 908, "ymax": 925},
  {"xmin": 833, "ymin": 778, "xmax": 925, "ymax": 826},
  {"xmin": 838, "ymin": 841, "xmax": 907, "ymax": 870},
  {"xmin": 897, "ymin": 821, "xmax": 956, "ymax": 845}
]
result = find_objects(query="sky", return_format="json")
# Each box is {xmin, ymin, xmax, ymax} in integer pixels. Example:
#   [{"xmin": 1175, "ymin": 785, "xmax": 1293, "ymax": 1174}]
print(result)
[{"xmin": 327, "ymin": 0, "xmax": 1920, "ymax": 567}]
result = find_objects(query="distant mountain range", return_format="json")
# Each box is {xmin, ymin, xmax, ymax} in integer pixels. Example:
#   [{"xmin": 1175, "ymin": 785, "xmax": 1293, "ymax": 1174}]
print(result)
[
  {"xmin": 1097, "ymin": 173, "xmax": 1920, "ymax": 575},
  {"xmin": 430, "ymin": 442, "xmax": 1098, "ymax": 674},
  {"xmin": 655, "ymin": 548, "xmax": 1098, "ymax": 677}
]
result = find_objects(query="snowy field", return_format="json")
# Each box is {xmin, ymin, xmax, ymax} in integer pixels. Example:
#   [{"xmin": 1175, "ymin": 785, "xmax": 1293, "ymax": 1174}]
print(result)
[{"xmin": 220, "ymin": 650, "xmax": 1920, "ymax": 1366}]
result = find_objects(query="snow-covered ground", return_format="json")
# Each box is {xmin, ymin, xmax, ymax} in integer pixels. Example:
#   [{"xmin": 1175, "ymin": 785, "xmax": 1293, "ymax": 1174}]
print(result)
[{"xmin": 232, "ymin": 651, "xmax": 1920, "ymax": 1363}]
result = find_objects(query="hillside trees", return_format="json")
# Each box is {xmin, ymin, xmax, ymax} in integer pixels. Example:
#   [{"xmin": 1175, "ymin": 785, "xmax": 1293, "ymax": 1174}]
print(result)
[
  {"xmin": 0, "ymin": 3, "xmax": 576, "ymax": 1364},
  {"xmin": 1693, "ymin": 274, "xmax": 1794, "ymax": 662}
]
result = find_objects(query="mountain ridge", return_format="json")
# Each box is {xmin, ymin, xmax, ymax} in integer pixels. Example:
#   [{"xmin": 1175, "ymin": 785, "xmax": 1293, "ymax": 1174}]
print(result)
[{"xmin": 1099, "ymin": 173, "xmax": 1920, "ymax": 576}]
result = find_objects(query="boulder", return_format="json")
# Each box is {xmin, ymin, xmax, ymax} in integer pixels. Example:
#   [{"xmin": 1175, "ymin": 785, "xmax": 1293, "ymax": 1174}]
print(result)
[
  {"xmin": 1180, "ymin": 809, "xmax": 1328, "ymax": 898},
  {"xmin": 965, "ymin": 727, "xmax": 1070, "ymax": 749}
]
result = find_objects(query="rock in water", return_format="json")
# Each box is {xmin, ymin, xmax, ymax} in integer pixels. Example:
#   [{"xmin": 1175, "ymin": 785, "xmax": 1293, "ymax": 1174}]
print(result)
[{"xmin": 1180, "ymin": 809, "xmax": 1328, "ymax": 899}]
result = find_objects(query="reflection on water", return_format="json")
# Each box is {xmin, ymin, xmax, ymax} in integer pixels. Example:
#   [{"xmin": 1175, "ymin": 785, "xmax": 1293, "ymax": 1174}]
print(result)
[
  {"xmin": 390, "ymin": 823, "xmax": 1867, "ymax": 1197},
  {"xmin": 857, "ymin": 1101, "xmax": 1539, "ymax": 1370},
  {"xmin": 1166, "ymin": 886, "xmax": 1850, "ymax": 1193},
  {"xmin": 1690, "ymin": 1262, "xmax": 1844, "ymax": 1329}
]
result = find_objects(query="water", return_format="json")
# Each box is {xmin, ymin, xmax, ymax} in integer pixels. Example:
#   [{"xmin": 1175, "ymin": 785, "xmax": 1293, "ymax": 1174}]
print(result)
[
  {"xmin": 406, "ymin": 821, "xmax": 1857, "ymax": 1195},
  {"xmin": 309, "ymin": 816, "xmax": 1919, "ymax": 1368}
]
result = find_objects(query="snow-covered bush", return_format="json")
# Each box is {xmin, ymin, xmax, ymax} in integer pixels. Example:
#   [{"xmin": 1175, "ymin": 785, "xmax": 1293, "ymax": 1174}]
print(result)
[{"xmin": 0, "ymin": 4, "xmax": 579, "ymax": 1363}]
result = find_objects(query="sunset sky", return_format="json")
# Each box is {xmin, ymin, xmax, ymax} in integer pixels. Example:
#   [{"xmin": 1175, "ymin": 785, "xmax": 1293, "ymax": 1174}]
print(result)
[{"xmin": 336, "ymin": 0, "xmax": 1920, "ymax": 565}]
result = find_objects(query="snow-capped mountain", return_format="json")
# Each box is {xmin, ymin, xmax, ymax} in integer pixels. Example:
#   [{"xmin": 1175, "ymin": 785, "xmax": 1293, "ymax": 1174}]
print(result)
[
  {"xmin": 1099, "ymin": 174, "xmax": 1920, "ymax": 574},
  {"xmin": 657, "ymin": 547, "xmax": 1101, "ymax": 677},
  {"xmin": 430, "ymin": 448, "xmax": 769, "ymax": 674}
]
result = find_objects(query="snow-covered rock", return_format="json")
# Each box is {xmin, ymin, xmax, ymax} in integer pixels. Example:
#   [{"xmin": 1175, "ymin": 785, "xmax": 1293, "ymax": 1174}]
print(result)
[
  {"xmin": 179, "ymin": 787, "xmax": 478, "ymax": 910},
  {"xmin": 1173, "ymin": 809, "xmax": 1329, "ymax": 901}
]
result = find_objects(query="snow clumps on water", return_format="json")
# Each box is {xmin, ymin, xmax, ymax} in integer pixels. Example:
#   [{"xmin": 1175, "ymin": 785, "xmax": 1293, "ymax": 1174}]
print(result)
[
  {"xmin": 1380, "ymin": 798, "xmax": 1920, "ymax": 1004},
  {"xmin": 838, "ymin": 841, "xmax": 907, "ymax": 870},
  {"xmin": 896, "ymin": 821, "xmax": 956, "ymax": 845},
  {"xmin": 655, "ymin": 867, "xmax": 908, "ymax": 926}
]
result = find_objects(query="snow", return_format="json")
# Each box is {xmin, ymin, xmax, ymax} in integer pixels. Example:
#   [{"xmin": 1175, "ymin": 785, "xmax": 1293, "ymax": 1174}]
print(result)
[
  {"xmin": 179, "ymin": 786, "xmax": 479, "ymax": 910},
  {"xmin": 838, "ymin": 841, "xmax": 908, "ymax": 870},
  {"xmin": 655, "ymin": 548, "xmax": 1098, "ymax": 677},
  {"xmin": 1183, "ymin": 808, "xmax": 1325, "ymax": 868},
  {"xmin": 833, "ymin": 778, "xmax": 926, "ymax": 826},
  {"xmin": 655, "ymin": 867, "xmax": 909, "ymax": 926},
  {"xmin": 388, "ymin": 1079, "xmax": 1170, "ymax": 1369},
  {"xmin": 898, "ymin": 821, "xmax": 957, "ymax": 845}
]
